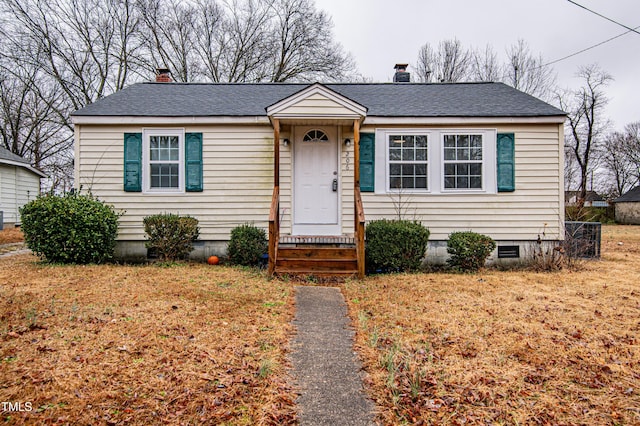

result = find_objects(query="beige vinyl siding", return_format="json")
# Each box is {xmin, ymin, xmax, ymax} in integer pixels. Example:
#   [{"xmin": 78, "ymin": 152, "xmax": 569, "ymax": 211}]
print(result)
[
  {"xmin": 76, "ymin": 124, "xmax": 275, "ymax": 241},
  {"xmin": 276, "ymin": 93, "xmax": 358, "ymax": 117},
  {"xmin": 358, "ymin": 123, "xmax": 564, "ymax": 241},
  {"xmin": 0, "ymin": 164, "xmax": 40, "ymax": 224}
]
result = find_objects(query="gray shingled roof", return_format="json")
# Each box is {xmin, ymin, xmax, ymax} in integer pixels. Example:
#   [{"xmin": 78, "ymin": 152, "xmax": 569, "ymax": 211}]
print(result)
[
  {"xmin": 0, "ymin": 146, "xmax": 30, "ymax": 164},
  {"xmin": 72, "ymin": 82, "xmax": 565, "ymax": 118},
  {"xmin": 0, "ymin": 147, "xmax": 47, "ymax": 177},
  {"xmin": 614, "ymin": 186, "xmax": 640, "ymax": 203}
]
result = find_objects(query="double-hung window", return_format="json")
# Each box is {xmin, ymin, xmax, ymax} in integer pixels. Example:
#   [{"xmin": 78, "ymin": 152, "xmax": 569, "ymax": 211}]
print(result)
[
  {"xmin": 375, "ymin": 129, "xmax": 497, "ymax": 194},
  {"xmin": 388, "ymin": 134, "xmax": 428, "ymax": 191},
  {"xmin": 443, "ymin": 134, "xmax": 484, "ymax": 190},
  {"xmin": 144, "ymin": 129, "xmax": 184, "ymax": 192}
]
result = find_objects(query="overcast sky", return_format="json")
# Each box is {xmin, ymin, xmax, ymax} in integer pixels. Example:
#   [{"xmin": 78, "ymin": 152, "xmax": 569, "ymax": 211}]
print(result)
[{"xmin": 314, "ymin": 0, "xmax": 639, "ymax": 130}]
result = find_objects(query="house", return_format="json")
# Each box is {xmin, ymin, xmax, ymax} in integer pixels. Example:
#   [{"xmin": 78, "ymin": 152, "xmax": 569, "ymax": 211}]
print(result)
[
  {"xmin": 613, "ymin": 186, "xmax": 640, "ymax": 225},
  {"xmin": 71, "ymin": 67, "xmax": 566, "ymax": 276},
  {"xmin": 565, "ymin": 190, "xmax": 609, "ymax": 207},
  {"xmin": 0, "ymin": 147, "xmax": 46, "ymax": 229}
]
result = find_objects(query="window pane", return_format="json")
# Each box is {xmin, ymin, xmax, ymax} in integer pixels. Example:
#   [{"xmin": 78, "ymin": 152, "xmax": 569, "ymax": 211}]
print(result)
[
  {"xmin": 402, "ymin": 177, "xmax": 414, "ymax": 188},
  {"xmin": 458, "ymin": 148, "xmax": 470, "ymax": 161},
  {"xmin": 389, "ymin": 164, "xmax": 401, "ymax": 175},
  {"xmin": 444, "ymin": 177, "xmax": 455, "ymax": 188},
  {"xmin": 150, "ymin": 163, "xmax": 179, "ymax": 188},
  {"xmin": 403, "ymin": 136, "xmax": 414, "ymax": 148},
  {"xmin": 415, "ymin": 135, "xmax": 427, "ymax": 148},
  {"xmin": 457, "ymin": 176, "xmax": 469, "ymax": 188},
  {"xmin": 444, "ymin": 163, "xmax": 455, "ymax": 175},
  {"xmin": 416, "ymin": 148, "xmax": 427, "ymax": 161},
  {"xmin": 415, "ymin": 164, "xmax": 427, "ymax": 176},
  {"xmin": 402, "ymin": 164, "xmax": 414, "ymax": 175},
  {"xmin": 456, "ymin": 163, "xmax": 469, "ymax": 175},
  {"xmin": 444, "ymin": 148, "xmax": 456, "ymax": 161},
  {"xmin": 169, "ymin": 136, "xmax": 179, "ymax": 161},
  {"xmin": 389, "ymin": 136, "xmax": 403, "ymax": 148},
  {"xmin": 470, "ymin": 147, "xmax": 483, "ymax": 160},
  {"xmin": 415, "ymin": 177, "xmax": 427, "ymax": 189},
  {"xmin": 470, "ymin": 163, "xmax": 482, "ymax": 175},
  {"xmin": 470, "ymin": 135, "xmax": 482, "ymax": 148},
  {"xmin": 458, "ymin": 135, "xmax": 469, "ymax": 147},
  {"xmin": 390, "ymin": 177, "xmax": 401, "ymax": 189},
  {"xmin": 390, "ymin": 149, "xmax": 401, "ymax": 160},
  {"xmin": 444, "ymin": 135, "xmax": 456, "ymax": 147},
  {"xmin": 470, "ymin": 177, "xmax": 482, "ymax": 188},
  {"xmin": 402, "ymin": 149, "xmax": 414, "ymax": 161}
]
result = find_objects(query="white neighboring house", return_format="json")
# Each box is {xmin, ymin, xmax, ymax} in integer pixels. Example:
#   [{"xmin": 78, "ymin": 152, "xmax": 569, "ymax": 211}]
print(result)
[
  {"xmin": 72, "ymin": 67, "xmax": 566, "ymax": 275},
  {"xmin": 0, "ymin": 147, "xmax": 46, "ymax": 228}
]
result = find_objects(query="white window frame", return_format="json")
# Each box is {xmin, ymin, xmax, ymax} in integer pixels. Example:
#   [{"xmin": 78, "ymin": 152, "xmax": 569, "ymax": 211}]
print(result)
[
  {"xmin": 142, "ymin": 128, "xmax": 185, "ymax": 193},
  {"xmin": 374, "ymin": 128, "xmax": 497, "ymax": 195},
  {"xmin": 441, "ymin": 132, "xmax": 485, "ymax": 192},
  {"xmin": 384, "ymin": 131, "xmax": 430, "ymax": 193}
]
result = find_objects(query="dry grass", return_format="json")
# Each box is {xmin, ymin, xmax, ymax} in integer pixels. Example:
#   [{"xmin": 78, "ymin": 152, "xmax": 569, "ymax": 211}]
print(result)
[
  {"xmin": 0, "ymin": 258, "xmax": 296, "ymax": 425},
  {"xmin": 344, "ymin": 224, "xmax": 640, "ymax": 425},
  {"xmin": 0, "ymin": 228, "xmax": 24, "ymax": 245}
]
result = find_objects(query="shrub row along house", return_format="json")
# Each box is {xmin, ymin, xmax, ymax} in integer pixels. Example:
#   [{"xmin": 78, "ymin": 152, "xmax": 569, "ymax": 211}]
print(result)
[{"xmin": 72, "ymin": 66, "xmax": 566, "ymax": 277}]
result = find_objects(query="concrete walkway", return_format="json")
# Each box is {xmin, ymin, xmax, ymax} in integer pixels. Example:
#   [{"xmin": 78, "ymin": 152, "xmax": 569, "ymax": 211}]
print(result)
[{"xmin": 291, "ymin": 286, "xmax": 376, "ymax": 426}]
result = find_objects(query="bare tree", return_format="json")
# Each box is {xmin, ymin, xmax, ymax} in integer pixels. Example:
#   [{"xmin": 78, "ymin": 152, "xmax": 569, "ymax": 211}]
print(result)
[
  {"xmin": 601, "ymin": 122, "xmax": 640, "ymax": 197},
  {"xmin": 470, "ymin": 44, "xmax": 501, "ymax": 82},
  {"xmin": 2, "ymin": 0, "xmax": 143, "ymax": 113},
  {"xmin": 600, "ymin": 131, "xmax": 632, "ymax": 197},
  {"xmin": 415, "ymin": 38, "xmax": 470, "ymax": 83},
  {"xmin": 503, "ymin": 39, "xmax": 556, "ymax": 101},
  {"xmin": 0, "ymin": 36, "xmax": 72, "ymax": 187},
  {"xmin": 137, "ymin": 0, "xmax": 201, "ymax": 83},
  {"xmin": 558, "ymin": 64, "xmax": 612, "ymax": 207},
  {"xmin": 268, "ymin": 0, "xmax": 353, "ymax": 82}
]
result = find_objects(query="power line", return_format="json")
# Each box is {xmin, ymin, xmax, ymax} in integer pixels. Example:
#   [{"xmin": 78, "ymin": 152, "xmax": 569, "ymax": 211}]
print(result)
[
  {"xmin": 541, "ymin": 24, "xmax": 640, "ymax": 68},
  {"xmin": 567, "ymin": 0, "xmax": 640, "ymax": 35}
]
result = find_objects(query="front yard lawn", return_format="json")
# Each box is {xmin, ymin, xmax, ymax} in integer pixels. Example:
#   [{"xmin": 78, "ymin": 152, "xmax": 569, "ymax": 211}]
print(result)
[
  {"xmin": 0, "ymin": 259, "xmax": 296, "ymax": 425},
  {"xmin": 343, "ymin": 224, "xmax": 640, "ymax": 425},
  {"xmin": 2, "ymin": 224, "xmax": 639, "ymax": 425}
]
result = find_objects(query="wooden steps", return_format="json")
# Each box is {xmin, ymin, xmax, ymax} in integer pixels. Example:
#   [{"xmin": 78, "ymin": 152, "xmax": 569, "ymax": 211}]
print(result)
[{"xmin": 274, "ymin": 246, "xmax": 358, "ymax": 278}]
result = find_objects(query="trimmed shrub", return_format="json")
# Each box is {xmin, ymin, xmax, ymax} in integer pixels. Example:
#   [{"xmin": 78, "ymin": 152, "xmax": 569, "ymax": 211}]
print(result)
[
  {"xmin": 143, "ymin": 214, "xmax": 199, "ymax": 261},
  {"xmin": 227, "ymin": 224, "xmax": 268, "ymax": 266},
  {"xmin": 20, "ymin": 192, "xmax": 120, "ymax": 264},
  {"xmin": 446, "ymin": 231, "xmax": 496, "ymax": 272},
  {"xmin": 365, "ymin": 219, "xmax": 430, "ymax": 273}
]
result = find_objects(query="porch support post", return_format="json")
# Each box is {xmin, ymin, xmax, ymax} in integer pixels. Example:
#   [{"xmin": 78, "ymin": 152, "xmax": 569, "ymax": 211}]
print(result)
[
  {"xmin": 353, "ymin": 120, "xmax": 360, "ymax": 189},
  {"xmin": 273, "ymin": 119, "xmax": 280, "ymax": 187},
  {"xmin": 353, "ymin": 119, "xmax": 365, "ymax": 279}
]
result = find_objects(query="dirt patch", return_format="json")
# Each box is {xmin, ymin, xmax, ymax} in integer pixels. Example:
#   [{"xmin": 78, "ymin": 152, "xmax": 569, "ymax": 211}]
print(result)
[
  {"xmin": 0, "ymin": 257, "xmax": 297, "ymax": 425},
  {"xmin": 343, "ymin": 224, "xmax": 640, "ymax": 425}
]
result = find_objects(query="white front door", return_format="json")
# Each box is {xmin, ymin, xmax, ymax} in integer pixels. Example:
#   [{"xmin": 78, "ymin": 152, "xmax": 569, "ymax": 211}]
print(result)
[{"xmin": 293, "ymin": 127, "xmax": 340, "ymax": 235}]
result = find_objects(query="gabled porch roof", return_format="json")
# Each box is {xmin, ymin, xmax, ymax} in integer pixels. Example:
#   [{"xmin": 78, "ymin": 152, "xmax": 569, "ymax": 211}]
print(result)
[{"xmin": 266, "ymin": 83, "xmax": 367, "ymax": 124}]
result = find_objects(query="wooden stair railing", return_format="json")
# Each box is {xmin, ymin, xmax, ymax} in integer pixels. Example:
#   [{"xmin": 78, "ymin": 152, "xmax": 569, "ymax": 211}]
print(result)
[{"xmin": 268, "ymin": 186, "xmax": 279, "ymax": 276}]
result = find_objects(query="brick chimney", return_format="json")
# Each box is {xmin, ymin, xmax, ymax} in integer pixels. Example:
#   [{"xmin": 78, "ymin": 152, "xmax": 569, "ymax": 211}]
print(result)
[
  {"xmin": 393, "ymin": 63, "xmax": 410, "ymax": 83},
  {"xmin": 156, "ymin": 68, "xmax": 172, "ymax": 83}
]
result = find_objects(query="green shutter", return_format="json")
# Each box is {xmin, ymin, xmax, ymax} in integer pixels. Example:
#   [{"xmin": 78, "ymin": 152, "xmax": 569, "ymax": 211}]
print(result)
[
  {"xmin": 497, "ymin": 133, "xmax": 515, "ymax": 192},
  {"xmin": 359, "ymin": 133, "xmax": 375, "ymax": 192},
  {"xmin": 185, "ymin": 132, "xmax": 203, "ymax": 192},
  {"xmin": 124, "ymin": 133, "xmax": 142, "ymax": 192}
]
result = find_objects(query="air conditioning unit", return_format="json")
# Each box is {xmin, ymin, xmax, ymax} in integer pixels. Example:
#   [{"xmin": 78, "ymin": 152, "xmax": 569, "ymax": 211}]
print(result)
[{"xmin": 565, "ymin": 221, "xmax": 601, "ymax": 258}]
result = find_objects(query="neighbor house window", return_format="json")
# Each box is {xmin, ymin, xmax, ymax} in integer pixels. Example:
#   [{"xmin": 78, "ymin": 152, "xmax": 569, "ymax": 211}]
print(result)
[
  {"xmin": 388, "ymin": 134, "xmax": 428, "ymax": 190},
  {"xmin": 443, "ymin": 134, "xmax": 483, "ymax": 190},
  {"xmin": 143, "ymin": 129, "xmax": 184, "ymax": 192}
]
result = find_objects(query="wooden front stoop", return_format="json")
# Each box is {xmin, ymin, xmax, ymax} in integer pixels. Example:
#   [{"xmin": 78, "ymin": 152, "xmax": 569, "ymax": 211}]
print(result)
[{"xmin": 274, "ymin": 237, "xmax": 358, "ymax": 278}]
